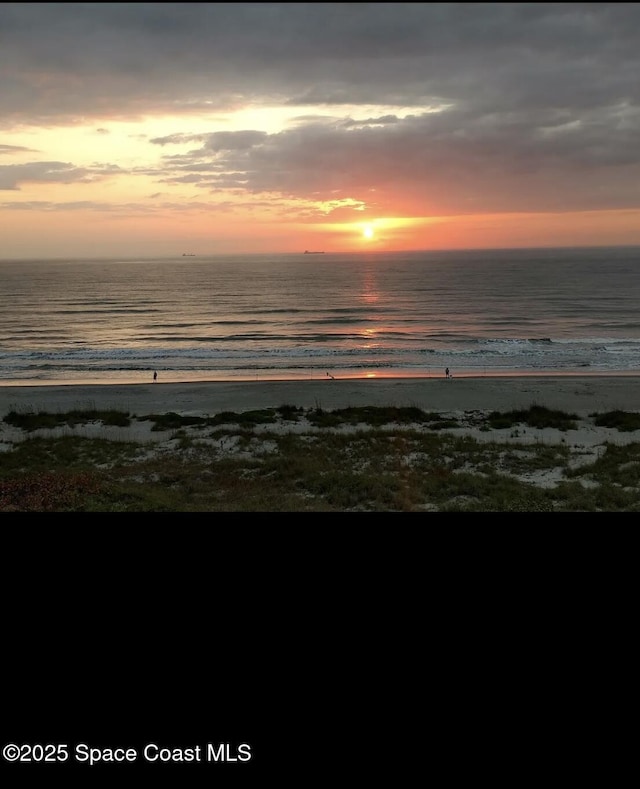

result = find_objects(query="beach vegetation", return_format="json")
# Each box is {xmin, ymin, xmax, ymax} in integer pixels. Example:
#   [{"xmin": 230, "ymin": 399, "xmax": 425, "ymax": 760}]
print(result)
[
  {"xmin": 141, "ymin": 412, "xmax": 208, "ymax": 430},
  {"xmin": 0, "ymin": 469, "xmax": 103, "ymax": 511},
  {"xmin": 486, "ymin": 405, "xmax": 579, "ymax": 431},
  {"xmin": 305, "ymin": 405, "xmax": 458, "ymax": 429},
  {"xmin": 591, "ymin": 410, "xmax": 640, "ymax": 432},
  {"xmin": 3, "ymin": 407, "xmax": 132, "ymax": 431},
  {"xmin": 2, "ymin": 406, "xmax": 640, "ymax": 512},
  {"xmin": 141, "ymin": 407, "xmax": 307, "ymax": 431},
  {"xmin": 566, "ymin": 441, "xmax": 640, "ymax": 488}
]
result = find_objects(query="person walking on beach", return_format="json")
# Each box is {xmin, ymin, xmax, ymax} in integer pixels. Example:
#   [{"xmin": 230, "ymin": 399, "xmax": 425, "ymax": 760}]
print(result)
[
  {"xmin": 445, "ymin": 367, "xmax": 450, "ymax": 379},
  {"xmin": 153, "ymin": 370, "xmax": 158, "ymax": 382}
]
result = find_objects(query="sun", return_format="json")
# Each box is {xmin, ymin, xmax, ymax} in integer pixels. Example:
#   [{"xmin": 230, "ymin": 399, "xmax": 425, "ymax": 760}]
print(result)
[{"xmin": 362, "ymin": 224, "xmax": 374, "ymax": 239}]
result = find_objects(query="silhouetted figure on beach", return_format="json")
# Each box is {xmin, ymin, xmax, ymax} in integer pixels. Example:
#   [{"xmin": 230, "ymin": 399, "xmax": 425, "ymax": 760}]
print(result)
[
  {"xmin": 445, "ymin": 367, "xmax": 451, "ymax": 379},
  {"xmin": 153, "ymin": 370, "xmax": 158, "ymax": 382}
]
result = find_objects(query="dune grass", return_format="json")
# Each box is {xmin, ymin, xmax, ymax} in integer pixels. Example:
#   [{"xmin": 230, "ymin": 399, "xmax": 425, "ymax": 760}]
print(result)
[{"xmin": 1, "ymin": 404, "xmax": 639, "ymax": 512}]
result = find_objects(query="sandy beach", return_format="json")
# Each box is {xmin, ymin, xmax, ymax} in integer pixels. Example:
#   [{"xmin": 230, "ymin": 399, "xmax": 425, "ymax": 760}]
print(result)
[
  {"xmin": 1, "ymin": 375, "xmax": 639, "ymax": 420},
  {"xmin": 2, "ymin": 374, "xmax": 640, "ymax": 511}
]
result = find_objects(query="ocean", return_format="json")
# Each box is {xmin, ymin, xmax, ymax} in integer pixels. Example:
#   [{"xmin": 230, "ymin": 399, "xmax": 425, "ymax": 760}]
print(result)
[{"xmin": 1, "ymin": 246, "xmax": 639, "ymax": 386}]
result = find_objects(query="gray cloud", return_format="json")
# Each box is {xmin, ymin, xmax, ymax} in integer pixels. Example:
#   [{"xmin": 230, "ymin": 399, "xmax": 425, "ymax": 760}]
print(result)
[
  {"xmin": 0, "ymin": 161, "xmax": 122, "ymax": 190},
  {"xmin": 2, "ymin": 3, "xmax": 640, "ymax": 215},
  {"xmin": 3, "ymin": 4, "xmax": 640, "ymax": 118},
  {"xmin": 0, "ymin": 144, "xmax": 37, "ymax": 154},
  {"xmin": 146, "ymin": 106, "xmax": 640, "ymax": 214}
]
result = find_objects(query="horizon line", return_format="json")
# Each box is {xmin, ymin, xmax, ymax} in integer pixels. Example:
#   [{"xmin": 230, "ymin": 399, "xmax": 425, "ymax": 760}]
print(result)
[{"xmin": 2, "ymin": 242, "xmax": 640, "ymax": 263}]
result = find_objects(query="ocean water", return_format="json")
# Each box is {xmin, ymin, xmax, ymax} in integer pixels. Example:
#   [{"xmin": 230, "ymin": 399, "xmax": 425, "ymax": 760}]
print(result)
[{"xmin": 1, "ymin": 246, "xmax": 640, "ymax": 386}]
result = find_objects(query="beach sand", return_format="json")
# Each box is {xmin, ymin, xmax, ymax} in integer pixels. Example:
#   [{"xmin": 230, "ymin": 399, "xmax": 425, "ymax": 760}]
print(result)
[
  {"xmin": 2, "ymin": 375, "xmax": 639, "ymax": 509},
  {"xmin": 1, "ymin": 375, "xmax": 639, "ymax": 420}
]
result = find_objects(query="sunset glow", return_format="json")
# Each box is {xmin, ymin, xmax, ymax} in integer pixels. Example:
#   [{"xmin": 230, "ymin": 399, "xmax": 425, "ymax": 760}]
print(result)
[{"xmin": 2, "ymin": 4, "xmax": 640, "ymax": 258}]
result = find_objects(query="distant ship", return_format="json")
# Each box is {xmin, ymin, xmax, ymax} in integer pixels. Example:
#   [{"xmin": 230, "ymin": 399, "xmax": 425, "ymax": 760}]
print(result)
[
  {"xmin": 182, "ymin": 253, "xmax": 196, "ymax": 256},
  {"xmin": 304, "ymin": 250, "xmax": 324, "ymax": 254}
]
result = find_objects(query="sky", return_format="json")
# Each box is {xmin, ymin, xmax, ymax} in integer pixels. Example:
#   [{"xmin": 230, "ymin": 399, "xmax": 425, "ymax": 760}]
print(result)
[{"xmin": 2, "ymin": 2, "xmax": 640, "ymax": 258}]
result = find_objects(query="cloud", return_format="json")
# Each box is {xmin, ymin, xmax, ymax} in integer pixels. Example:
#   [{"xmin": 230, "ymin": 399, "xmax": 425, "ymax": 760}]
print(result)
[
  {"xmin": 0, "ymin": 144, "xmax": 38, "ymax": 155},
  {"xmin": 3, "ymin": 4, "xmax": 640, "ymax": 120},
  {"xmin": 0, "ymin": 162, "xmax": 122, "ymax": 190},
  {"xmin": 2, "ymin": 3, "xmax": 640, "ymax": 226},
  {"xmin": 137, "ymin": 107, "xmax": 640, "ymax": 214}
]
